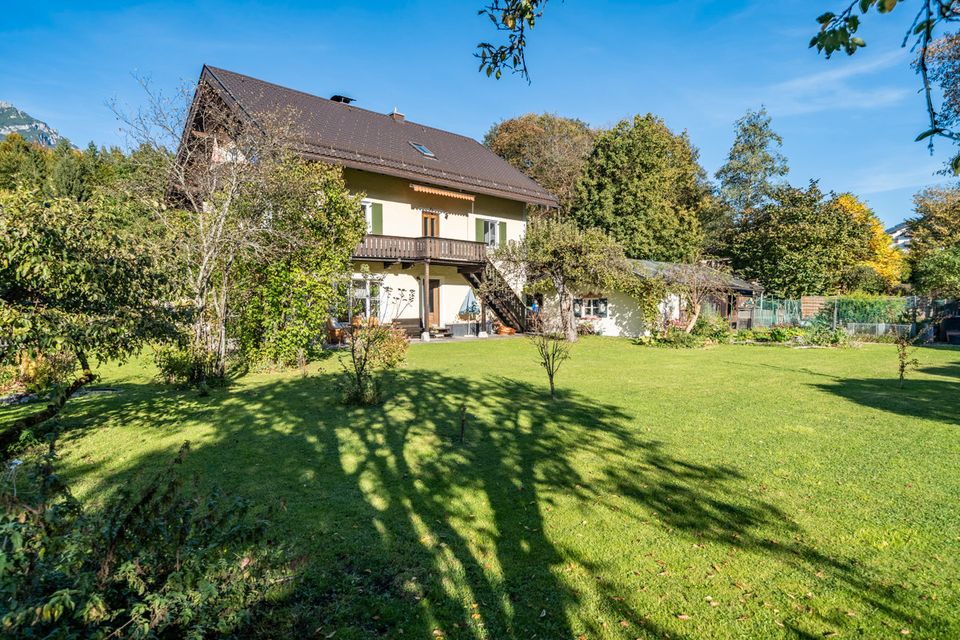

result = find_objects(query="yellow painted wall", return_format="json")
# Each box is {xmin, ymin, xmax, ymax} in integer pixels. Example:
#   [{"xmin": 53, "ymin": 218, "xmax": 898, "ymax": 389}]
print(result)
[{"xmin": 344, "ymin": 168, "xmax": 527, "ymax": 244}]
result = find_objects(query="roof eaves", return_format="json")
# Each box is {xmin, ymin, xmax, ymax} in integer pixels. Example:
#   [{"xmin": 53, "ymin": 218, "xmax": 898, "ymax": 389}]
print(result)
[{"xmin": 198, "ymin": 65, "xmax": 560, "ymax": 207}]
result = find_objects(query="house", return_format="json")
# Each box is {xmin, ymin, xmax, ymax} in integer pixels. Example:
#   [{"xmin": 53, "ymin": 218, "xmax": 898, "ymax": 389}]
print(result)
[
  {"xmin": 186, "ymin": 65, "xmax": 557, "ymax": 339},
  {"xmin": 885, "ymin": 222, "xmax": 912, "ymax": 250},
  {"xmin": 572, "ymin": 260, "xmax": 763, "ymax": 337}
]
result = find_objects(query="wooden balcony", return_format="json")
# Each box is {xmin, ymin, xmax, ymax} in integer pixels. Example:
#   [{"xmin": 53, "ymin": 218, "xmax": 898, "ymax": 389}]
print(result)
[{"xmin": 353, "ymin": 234, "xmax": 487, "ymax": 266}]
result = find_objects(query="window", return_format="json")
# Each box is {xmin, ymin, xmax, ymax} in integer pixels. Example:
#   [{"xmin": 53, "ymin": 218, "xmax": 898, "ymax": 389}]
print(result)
[
  {"xmin": 482, "ymin": 219, "xmax": 499, "ymax": 247},
  {"xmin": 409, "ymin": 142, "xmax": 436, "ymax": 158},
  {"xmin": 335, "ymin": 277, "xmax": 382, "ymax": 322},
  {"xmin": 573, "ymin": 297, "xmax": 608, "ymax": 318},
  {"xmin": 360, "ymin": 201, "xmax": 373, "ymax": 233}
]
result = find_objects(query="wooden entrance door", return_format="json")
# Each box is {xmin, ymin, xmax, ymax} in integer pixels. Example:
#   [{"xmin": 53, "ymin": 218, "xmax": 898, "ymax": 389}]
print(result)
[
  {"xmin": 422, "ymin": 211, "xmax": 440, "ymax": 237},
  {"xmin": 428, "ymin": 279, "xmax": 440, "ymax": 327}
]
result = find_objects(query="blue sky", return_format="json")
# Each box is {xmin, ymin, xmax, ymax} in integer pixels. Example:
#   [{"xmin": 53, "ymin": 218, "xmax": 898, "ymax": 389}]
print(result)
[{"xmin": 2, "ymin": 0, "xmax": 955, "ymax": 226}]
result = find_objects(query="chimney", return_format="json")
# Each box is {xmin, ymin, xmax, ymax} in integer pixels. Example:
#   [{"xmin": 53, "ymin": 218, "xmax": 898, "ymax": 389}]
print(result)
[{"xmin": 390, "ymin": 107, "xmax": 405, "ymax": 122}]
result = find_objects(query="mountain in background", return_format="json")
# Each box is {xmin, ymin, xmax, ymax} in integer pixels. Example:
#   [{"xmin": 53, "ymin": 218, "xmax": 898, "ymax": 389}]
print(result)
[{"xmin": 0, "ymin": 101, "xmax": 66, "ymax": 147}]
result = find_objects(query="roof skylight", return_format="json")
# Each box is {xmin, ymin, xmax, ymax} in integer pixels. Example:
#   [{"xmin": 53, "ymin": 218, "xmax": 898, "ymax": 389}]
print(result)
[{"xmin": 409, "ymin": 142, "xmax": 436, "ymax": 158}]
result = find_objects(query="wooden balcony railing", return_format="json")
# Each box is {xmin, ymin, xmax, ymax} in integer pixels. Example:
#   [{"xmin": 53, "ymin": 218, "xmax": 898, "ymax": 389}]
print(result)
[{"xmin": 353, "ymin": 234, "xmax": 487, "ymax": 265}]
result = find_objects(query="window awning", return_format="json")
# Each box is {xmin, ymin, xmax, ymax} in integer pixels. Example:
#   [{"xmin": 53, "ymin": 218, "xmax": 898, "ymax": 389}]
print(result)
[{"xmin": 410, "ymin": 183, "xmax": 475, "ymax": 202}]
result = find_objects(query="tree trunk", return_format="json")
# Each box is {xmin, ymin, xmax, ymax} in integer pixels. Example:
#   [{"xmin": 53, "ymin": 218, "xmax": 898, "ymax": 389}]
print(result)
[
  {"xmin": 217, "ymin": 288, "xmax": 228, "ymax": 378},
  {"xmin": 559, "ymin": 291, "xmax": 578, "ymax": 342},
  {"xmin": 684, "ymin": 301, "xmax": 702, "ymax": 334}
]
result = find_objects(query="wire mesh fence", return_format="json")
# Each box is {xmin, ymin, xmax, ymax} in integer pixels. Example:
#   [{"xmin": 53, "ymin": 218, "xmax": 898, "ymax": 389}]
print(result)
[
  {"xmin": 733, "ymin": 295, "xmax": 948, "ymax": 332},
  {"xmin": 728, "ymin": 293, "xmax": 960, "ymax": 342},
  {"xmin": 733, "ymin": 297, "xmax": 803, "ymax": 329},
  {"xmin": 845, "ymin": 323, "xmax": 914, "ymax": 338}
]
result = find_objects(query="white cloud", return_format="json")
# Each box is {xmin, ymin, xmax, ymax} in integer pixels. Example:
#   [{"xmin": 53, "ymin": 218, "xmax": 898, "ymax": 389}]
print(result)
[
  {"xmin": 766, "ymin": 49, "xmax": 911, "ymax": 116},
  {"xmin": 848, "ymin": 161, "xmax": 949, "ymax": 196}
]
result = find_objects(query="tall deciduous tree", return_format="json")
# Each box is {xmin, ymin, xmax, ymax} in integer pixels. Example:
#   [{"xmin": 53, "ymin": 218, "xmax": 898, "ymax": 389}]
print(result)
[
  {"xmin": 811, "ymin": 1, "xmax": 960, "ymax": 171},
  {"xmin": 474, "ymin": 2, "xmax": 960, "ymax": 170},
  {"xmin": 913, "ymin": 246, "xmax": 960, "ymax": 296},
  {"xmin": 713, "ymin": 107, "xmax": 789, "ymax": 246},
  {"xmin": 729, "ymin": 182, "xmax": 872, "ymax": 297},
  {"xmin": 572, "ymin": 114, "xmax": 709, "ymax": 262},
  {"xmin": 913, "ymin": 245, "xmax": 960, "ymax": 297},
  {"xmin": 908, "ymin": 185, "xmax": 960, "ymax": 259},
  {"xmin": 831, "ymin": 193, "xmax": 904, "ymax": 291},
  {"xmin": 484, "ymin": 113, "xmax": 595, "ymax": 214},
  {"xmin": 0, "ymin": 187, "xmax": 177, "ymax": 448},
  {"xmin": 232, "ymin": 158, "xmax": 366, "ymax": 367},
  {"xmin": 927, "ymin": 31, "xmax": 960, "ymax": 165},
  {"xmin": 115, "ymin": 79, "xmax": 364, "ymax": 378},
  {"xmin": 906, "ymin": 184, "xmax": 960, "ymax": 291}
]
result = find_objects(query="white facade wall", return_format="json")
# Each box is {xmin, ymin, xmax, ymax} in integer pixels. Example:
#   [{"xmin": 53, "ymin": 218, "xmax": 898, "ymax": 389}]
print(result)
[
  {"xmin": 585, "ymin": 291, "xmax": 681, "ymax": 337},
  {"xmin": 540, "ymin": 291, "xmax": 682, "ymax": 338},
  {"xmin": 367, "ymin": 264, "xmax": 475, "ymax": 326}
]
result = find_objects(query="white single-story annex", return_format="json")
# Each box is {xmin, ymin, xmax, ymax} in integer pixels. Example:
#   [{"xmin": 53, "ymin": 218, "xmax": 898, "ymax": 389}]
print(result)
[{"xmin": 571, "ymin": 260, "xmax": 763, "ymax": 337}]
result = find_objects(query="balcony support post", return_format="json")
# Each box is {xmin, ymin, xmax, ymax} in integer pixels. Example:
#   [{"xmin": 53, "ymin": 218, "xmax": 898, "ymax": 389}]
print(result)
[
  {"xmin": 479, "ymin": 300, "xmax": 489, "ymax": 338},
  {"xmin": 421, "ymin": 260, "xmax": 431, "ymax": 341}
]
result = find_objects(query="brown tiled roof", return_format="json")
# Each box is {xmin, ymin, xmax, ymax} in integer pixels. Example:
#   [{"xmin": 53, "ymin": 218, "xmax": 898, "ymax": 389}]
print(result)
[
  {"xmin": 632, "ymin": 260, "xmax": 763, "ymax": 294},
  {"xmin": 200, "ymin": 65, "xmax": 558, "ymax": 207}
]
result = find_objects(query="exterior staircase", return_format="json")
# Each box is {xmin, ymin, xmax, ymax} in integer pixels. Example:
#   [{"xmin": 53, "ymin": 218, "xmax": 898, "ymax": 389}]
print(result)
[{"xmin": 459, "ymin": 260, "xmax": 528, "ymax": 332}]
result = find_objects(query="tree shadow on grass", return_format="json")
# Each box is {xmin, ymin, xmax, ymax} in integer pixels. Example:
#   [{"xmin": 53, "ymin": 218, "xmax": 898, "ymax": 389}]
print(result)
[
  {"xmin": 597, "ymin": 445, "xmax": 945, "ymax": 636},
  {"xmin": 58, "ymin": 367, "xmax": 950, "ymax": 638},
  {"xmin": 812, "ymin": 372, "xmax": 960, "ymax": 427},
  {"xmin": 918, "ymin": 363, "xmax": 960, "ymax": 379}
]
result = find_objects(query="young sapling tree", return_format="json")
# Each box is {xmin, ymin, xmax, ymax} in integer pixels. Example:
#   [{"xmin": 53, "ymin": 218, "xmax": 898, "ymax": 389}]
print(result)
[{"xmin": 529, "ymin": 308, "xmax": 570, "ymax": 400}]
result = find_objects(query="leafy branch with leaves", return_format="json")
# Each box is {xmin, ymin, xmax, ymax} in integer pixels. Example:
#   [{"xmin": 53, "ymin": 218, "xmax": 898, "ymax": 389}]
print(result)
[
  {"xmin": 811, "ymin": 0, "xmax": 960, "ymax": 169},
  {"xmin": 1, "ymin": 440, "xmax": 281, "ymax": 638},
  {"xmin": 476, "ymin": 0, "xmax": 548, "ymax": 81},
  {"xmin": 0, "ymin": 187, "xmax": 179, "ymax": 453}
]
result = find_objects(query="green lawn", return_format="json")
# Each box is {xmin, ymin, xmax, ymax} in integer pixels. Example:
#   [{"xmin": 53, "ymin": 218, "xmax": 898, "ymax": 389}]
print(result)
[{"xmin": 7, "ymin": 338, "xmax": 960, "ymax": 639}]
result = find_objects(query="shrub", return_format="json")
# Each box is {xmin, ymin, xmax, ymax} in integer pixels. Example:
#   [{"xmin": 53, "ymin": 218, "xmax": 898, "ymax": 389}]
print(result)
[
  {"xmin": 650, "ymin": 326, "xmax": 706, "ymax": 349},
  {"xmin": 815, "ymin": 294, "xmax": 909, "ymax": 326},
  {"xmin": 769, "ymin": 326, "xmax": 791, "ymax": 343},
  {"xmin": 1, "ymin": 442, "xmax": 279, "ymax": 639},
  {"xmin": 851, "ymin": 331, "xmax": 901, "ymax": 344},
  {"xmin": 339, "ymin": 322, "xmax": 408, "ymax": 405},
  {"xmin": 748, "ymin": 328, "xmax": 773, "ymax": 342},
  {"xmin": 0, "ymin": 365, "xmax": 19, "ymax": 394},
  {"xmin": 16, "ymin": 351, "xmax": 77, "ymax": 395},
  {"xmin": 576, "ymin": 320, "xmax": 597, "ymax": 336},
  {"xmin": 154, "ymin": 344, "xmax": 222, "ymax": 387},
  {"xmin": 805, "ymin": 325, "xmax": 850, "ymax": 347},
  {"xmin": 733, "ymin": 326, "xmax": 809, "ymax": 345},
  {"xmin": 691, "ymin": 315, "xmax": 732, "ymax": 344}
]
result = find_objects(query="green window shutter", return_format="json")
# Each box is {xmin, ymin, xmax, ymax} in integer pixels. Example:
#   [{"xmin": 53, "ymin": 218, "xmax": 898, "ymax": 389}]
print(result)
[
  {"xmin": 498, "ymin": 221, "xmax": 506, "ymax": 246},
  {"xmin": 475, "ymin": 218, "xmax": 485, "ymax": 242},
  {"xmin": 598, "ymin": 298, "xmax": 608, "ymax": 318},
  {"xmin": 371, "ymin": 203, "xmax": 383, "ymax": 235}
]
